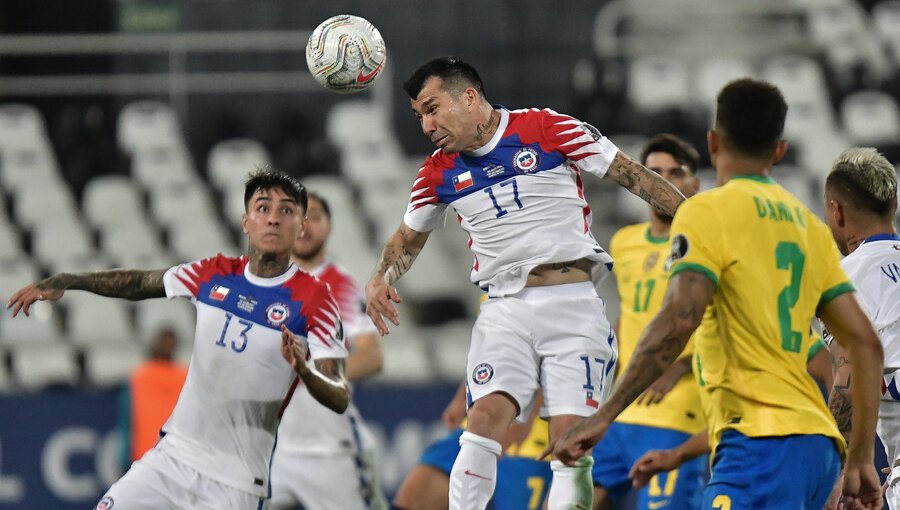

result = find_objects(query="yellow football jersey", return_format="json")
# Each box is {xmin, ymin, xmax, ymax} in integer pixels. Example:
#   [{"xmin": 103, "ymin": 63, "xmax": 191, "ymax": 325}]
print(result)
[
  {"xmin": 610, "ymin": 223, "xmax": 705, "ymax": 434},
  {"xmin": 670, "ymin": 175, "xmax": 852, "ymax": 456},
  {"xmin": 504, "ymin": 418, "xmax": 550, "ymax": 459}
]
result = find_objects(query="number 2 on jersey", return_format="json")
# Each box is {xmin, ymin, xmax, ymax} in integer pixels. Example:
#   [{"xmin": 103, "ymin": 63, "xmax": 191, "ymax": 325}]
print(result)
[
  {"xmin": 484, "ymin": 177, "xmax": 523, "ymax": 218},
  {"xmin": 775, "ymin": 242, "xmax": 805, "ymax": 353},
  {"xmin": 216, "ymin": 312, "xmax": 254, "ymax": 353}
]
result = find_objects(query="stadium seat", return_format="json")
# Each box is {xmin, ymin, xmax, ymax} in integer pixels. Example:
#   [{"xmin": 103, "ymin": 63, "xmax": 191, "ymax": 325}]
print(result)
[
  {"xmin": 427, "ymin": 320, "xmax": 473, "ymax": 381},
  {"xmin": 0, "ymin": 103, "xmax": 49, "ymax": 151},
  {"xmin": 65, "ymin": 293, "xmax": 134, "ymax": 347},
  {"xmin": 873, "ymin": 1, "xmax": 900, "ymax": 66},
  {"xmin": 130, "ymin": 145, "xmax": 198, "ymax": 190},
  {"xmin": 695, "ymin": 57, "xmax": 755, "ymax": 107},
  {"xmin": 168, "ymin": 217, "xmax": 238, "ymax": 262},
  {"xmin": 82, "ymin": 175, "xmax": 147, "ymax": 229},
  {"xmin": 12, "ymin": 178, "xmax": 79, "ymax": 229},
  {"xmin": 148, "ymin": 181, "xmax": 217, "ymax": 228},
  {"xmin": 0, "ymin": 304, "xmax": 63, "ymax": 346},
  {"xmin": 627, "ymin": 56, "xmax": 693, "ymax": 113},
  {"xmin": 782, "ymin": 101, "xmax": 838, "ymax": 149},
  {"xmin": 30, "ymin": 219, "xmax": 97, "ymax": 271},
  {"xmin": 772, "ymin": 166, "xmax": 820, "ymax": 213},
  {"xmin": 795, "ymin": 130, "xmax": 852, "ymax": 178},
  {"xmin": 100, "ymin": 220, "xmax": 165, "ymax": 267},
  {"xmin": 83, "ymin": 343, "xmax": 145, "ymax": 387},
  {"xmin": 761, "ymin": 55, "xmax": 830, "ymax": 108},
  {"xmin": 0, "ymin": 220, "xmax": 24, "ymax": 259},
  {"xmin": 134, "ymin": 299, "xmax": 196, "ymax": 346},
  {"xmin": 207, "ymin": 138, "xmax": 272, "ymax": 191},
  {"xmin": 117, "ymin": 100, "xmax": 183, "ymax": 154},
  {"xmin": 841, "ymin": 90, "xmax": 900, "ymax": 145},
  {"xmin": 11, "ymin": 342, "xmax": 79, "ymax": 390},
  {"xmin": 325, "ymin": 100, "xmax": 393, "ymax": 151},
  {"xmin": 220, "ymin": 182, "xmax": 248, "ymax": 230},
  {"xmin": 372, "ymin": 323, "xmax": 432, "ymax": 383},
  {"xmin": 0, "ymin": 147, "xmax": 61, "ymax": 193},
  {"xmin": 805, "ymin": 1, "xmax": 867, "ymax": 46}
]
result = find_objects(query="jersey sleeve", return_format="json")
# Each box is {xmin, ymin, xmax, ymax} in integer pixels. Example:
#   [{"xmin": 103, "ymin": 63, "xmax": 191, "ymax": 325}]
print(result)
[
  {"xmin": 302, "ymin": 284, "xmax": 349, "ymax": 361},
  {"xmin": 668, "ymin": 198, "xmax": 726, "ymax": 286},
  {"xmin": 403, "ymin": 156, "xmax": 448, "ymax": 232},
  {"xmin": 541, "ymin": 109, "xmax": 619, "ymax": 179},
  {"xmin": 163, "ymin": 257, "xmax": 212, "ymax": 299}
]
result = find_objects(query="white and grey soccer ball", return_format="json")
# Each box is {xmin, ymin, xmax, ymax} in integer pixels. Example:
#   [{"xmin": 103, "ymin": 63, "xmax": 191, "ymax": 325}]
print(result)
[{"xmin": 305, "ymin": 14, "xmax": 387, "ymax": 94}]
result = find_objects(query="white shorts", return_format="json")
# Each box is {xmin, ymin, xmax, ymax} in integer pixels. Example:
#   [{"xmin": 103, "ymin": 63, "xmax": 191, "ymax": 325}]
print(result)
[
  {"xmin": 466, "ymin": 281, "xmax": 617, "ymax": 421},
  {"xmin": 267, "ymin": 449, "xmax": 387, "ymax": 510},
  {"xmin": 95, "ymin": 447, "xmax": 263, "ymax": 510},
  {"xmin": 880, "ymin": 400, "xmax": 900, "ymax": 509}
]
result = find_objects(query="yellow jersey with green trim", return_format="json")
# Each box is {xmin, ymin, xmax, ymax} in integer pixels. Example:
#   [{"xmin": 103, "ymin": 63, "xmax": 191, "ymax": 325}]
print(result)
[
  {"xmin": 610, "ymin": 222, "xmax": 705, "ymax": 434},
  {"xmin": 670, "ymin": 174, "xmax": 853, "ymax": 455}
]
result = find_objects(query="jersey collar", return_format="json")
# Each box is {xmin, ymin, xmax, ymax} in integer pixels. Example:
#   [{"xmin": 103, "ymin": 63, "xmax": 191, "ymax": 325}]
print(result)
[
  {"xmin": 644, "ymin": 227, "xmax": 669, "ymax": 245},
  {"xmin": 466, "ymin": 107, "xmax": 509, "ymax": 158},
  {"xmin": 862, "ymin": 232, "xmax": 900, "ymax": 244},
  {"xmin": 243, "ymin": 262, "xmax": 299, "ymax": 287},
  {"xmin": 732, "ymin": 174, "xmax": 776, "ymax": 184}
]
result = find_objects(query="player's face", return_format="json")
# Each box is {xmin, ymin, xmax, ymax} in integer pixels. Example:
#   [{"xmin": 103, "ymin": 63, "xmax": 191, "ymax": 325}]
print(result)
[
  {"xmin": 242, "ymin": 187, "xmax": 304, "ymax": 256},
  {"xmin": 645, "ymin": 151, "xmax": 699, "ymax": 219},
  {"xmin": 293, "ymin": 197, "xmax": 331, "ymax": 260},
  {"xmin": 411, "ymin": 77, "xmax": 476, "ymax": 154}
]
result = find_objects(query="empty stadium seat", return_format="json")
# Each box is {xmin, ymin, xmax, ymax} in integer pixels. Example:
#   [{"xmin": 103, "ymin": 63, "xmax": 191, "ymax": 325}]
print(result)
[
  {"xmin": 117, "ymin": 101, "xmax": 183, "ymax": 154},
  {"xmin": 207, "ymin": 138, "xmax": 272, "ymax": 191},
  {"xmin": 82, "ymin": 175, "xmax": 147, "ymax": 229},
  {"xmin": 84, "ymin": 343, "xmax": 145, "ymax": 387},
  {"xmin": 695, "ymin": 57, "xmax": 756, "ymax": 106},
  {"xmin": 130, "ymin": 145, "xmax": 198, "ymax": 190},
  {"xmin": 0, "ymin": 103, "xmax": 49, "ymax": 151},
  {"xmin": 627, "ymin": 56, "xmax": 693, "ymax": 113},
  {"xmin": 12, "ymin": 179, "xmax": 79, "ymax": 229},
  {"xmin": 841, "ymin": 90, "xmax": 900, "ymax": 145},
  {"xmin": 149, "ymin": 181, "xmax": 217, "ymax": 228},
  {"xmin": 761, "ymin": 55, "xmax": 830, "ymax": 107},
  {"xmin": 30, "ymin": 219, "xmax": 97, "ymax": 271},
  {"xmin": 0, "ymin": 221, "xmax": 24, "ymax": 259},
  {"xmin": 134, "ymin": 299, "xmax": 196, "ymax": 346},
  {"xmin": 325, "ymin": 100, "xmax": 393, "ymax": 150},
  {"xmin": 65, "ymin": 293, "xmax": 134, "ymax": 346},
  {"xmin": 426, "ymin": 320, "xmax": 473, "ymax": 381},
  {"xmin": 371, "ymin": 323, "xmax": 432, "ymax": 383},
  {"xmin": 100, "ymin": 220, "xmax": 165, "ymax": 266},
  {"xmin": 0, "ymin": 147, "xmax": 61, "ymax": 193},
  {"xmin": 0, "ymin": 304, "xmax": 63, "ymax": 346},
  {"xmin": 168, "ymin": 217, "xmax": 238, "ymax": 262},
  {"xmin": 12, "ymin": 342, "xmax": 79, "ymax": 390}
]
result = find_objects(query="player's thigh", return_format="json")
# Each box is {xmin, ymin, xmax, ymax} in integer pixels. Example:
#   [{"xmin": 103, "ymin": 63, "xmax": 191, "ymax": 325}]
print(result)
[
  {"xmin": 267, "ymin": 448, "xmax": 302, "ymax": 509},
  {"xmin": 703, "ymin": 431, "xmax": 840, "ymax": 510},
  {"xmin": 494, "ymin": 457, "xmax": 552, "ymax": 510},
  {"xmin": 536, "ymin": 294, "xmax": 614, "ymax": 419},
  {"xmin": 393, "ymin": 465, "xmax": 450, "ymax": 510},
  {"xmin": 293, "ymin": 456, "xmax": 370, "ymax": 510},
  {"xmin": 468, "ymin": 298, "xmax": 540, "ymax": 421},
  {"xmin": 589, "ymin": 422, "xmax": 632, "ymax": 507},
  {"xmin": 95, "ymin": 448, "xmax": 186, "ymax": 510}
]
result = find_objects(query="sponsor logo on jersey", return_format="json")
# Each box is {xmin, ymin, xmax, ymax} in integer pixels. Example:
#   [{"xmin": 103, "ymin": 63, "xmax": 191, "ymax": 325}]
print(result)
[
  {"xmin": 266, "ymin": 302, "xmax": 290, "ymax": 326},
  {"xmin": 483, "ymin": 164, "xmax": 506, "ymax": 178},
  {"xmin": 643, "ymin": 252, "xmax": 660, "ymax": 273},
  {"xmin": 96, "ymin": 496, "xmax": 115, "ymax": 510},
  {"xmin": 472, "ymin": 362, "xmax": 494, "ymax": 385},
  {"xmin": 237, "ymin": 294, "xmax": 257, "ymax": 313},
  {"xmin": 209, "ymin": 285, "xmax": 230, "ymax": 301},
  {"xmin": 513, "ymin": 148, "xmax": 539, "ymax": 174},
  {"xmin": 664, "ymin": 234, "xmax": 689, "ymax": 271},
  {"xmin": 452, "ymin": 170, "xmax": 474, "ymax": 192}
]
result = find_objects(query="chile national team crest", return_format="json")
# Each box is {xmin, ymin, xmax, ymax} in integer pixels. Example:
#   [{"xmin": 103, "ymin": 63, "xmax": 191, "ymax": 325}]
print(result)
[
  {"xmin": 95, "ymin": 496, "xmax": 115, "ymax": 510},
  {"xmin": 513, "ymin": 148, "xmax": 540, "ymax": 174},
  {"xmin": 265, "ymin": 302, "xmax": 290, "ymax": 326},
  {"xmin": 472, "ymin": 363, "xmax": 494, "ymax": 385}
]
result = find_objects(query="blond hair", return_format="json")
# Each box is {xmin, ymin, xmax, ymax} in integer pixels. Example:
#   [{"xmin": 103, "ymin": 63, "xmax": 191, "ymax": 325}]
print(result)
[{"xmin": 827, "ymin": 148, "xmax": 897, "ymax": 216}]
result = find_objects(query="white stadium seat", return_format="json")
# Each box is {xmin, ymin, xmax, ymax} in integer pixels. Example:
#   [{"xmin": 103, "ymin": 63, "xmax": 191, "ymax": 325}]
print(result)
[
  {"xmin": 134, "ymin": 299, "xmax": 196, "ymax": 346},
  {"xmin": 65, "ymin": 293, "xmax": 134, "ymax": 347},
  {"xmin": 0, "ymin": 147, "xmax": 61, "ymax": 193},
  {"xmin": 12, "ymin": 177, "xmax": 78, "ymax": 229},
  {"xmin": 82, "ymin": 175, "xmax": 146, "ymax": 229},
  {"xmin": 117, "ymin": 100, "xmax": 183, "ymax": 154},
  {"xmin": 0, "ymin": 304, "xmax": 63, "ymax": 346},
  {"xmin": 12, "ymin": 342, "xmax": 79, "ymax": 390},
  {"xmin": 841, "ymin": 90, "xmax": 900, "ymax": 145},
  {"xmin": 30, "ymin": 219, "xmax": 96, "ymax": 272},
  {"xmin": 0, "ymin": 103, "xmax": 49, "ymax": 151},
  {"xmin": 207, "ymin": 138, "xmax": 272, "ymax": 191},
  {"xmin": 84, "ymin": 343, "xmax": 145, "ymax": 387},
  {"xmin": 627, "ymin": 56, "xmax": 692, "ymax": 113},
  {"xmin": 100, "ymin": 220, "xmax": 164, "ymax": 266},
  {"xmin": 131, "ymin": 145, "xmax": 198, "ymax": 190},
  {"xmin": 695, "ymin": 57, "xmax": 755, "ymax": 107}
]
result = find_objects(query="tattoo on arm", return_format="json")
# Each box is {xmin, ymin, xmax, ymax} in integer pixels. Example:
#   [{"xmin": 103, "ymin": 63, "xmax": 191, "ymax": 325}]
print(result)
[
  {"xmin": 375, "ymin": 225, "xmax": 428, "ymax": 285},
  {"xmin": 605, "ymin": 152, "xmax": 686, "ymax": 217},
  {"xmin": 300, "ymin": 358, "xmax": 349, "ymax": 413},
  {"xmin": 828, "ymin": 353, "xmax": 852, "ymax": 439},
  {"xmin": 37, "ymin": 269, "xmax": 167, "ymax": 300}
]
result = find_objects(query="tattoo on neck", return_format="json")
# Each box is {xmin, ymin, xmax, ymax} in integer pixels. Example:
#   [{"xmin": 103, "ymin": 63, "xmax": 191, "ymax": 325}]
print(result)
[
  {"xmin": 474, "ymin": 110, "xmax": 498, "ymax": 142},
  {"xmin": 248, "ymin": 246, "xmax": 291, "ymax": 278}
]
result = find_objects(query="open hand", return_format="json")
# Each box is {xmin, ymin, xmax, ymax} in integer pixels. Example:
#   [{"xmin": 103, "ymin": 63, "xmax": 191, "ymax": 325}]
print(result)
[
  {"xmin": 365, "ymin": 276, "xmax": 402, "ymax": 335},
  {"xmin": 629, "ymin": 449, "xmax": 681, "ymax": 488},
  {"xmin": 6, "ymin": 284, "xmax": 63, "ymax": 317},
  {"xmin": 280, "ymin": 325, "xmax": 309, "ymax": 374}
]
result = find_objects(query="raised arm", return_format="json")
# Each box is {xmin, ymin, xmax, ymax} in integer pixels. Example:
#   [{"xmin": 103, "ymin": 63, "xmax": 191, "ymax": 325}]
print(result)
[
  {"xmin": 365, "ymin": 222, "xmax": 431, "ymax": 335},
  {"xmin": 281, "ymin": 325, "xmax": 349, "ymax": 413},
  {"xmin": 7, "ymin": 269, "xmax": 168, "ymax": 316},
  {"xmin": 604, "ymin": 151, "xmax": 686, "ymax": 218},
  {"xmin": 553, "ymin": 269, "xmax": 714, "ymax": 464},
  {"xmin": 817, "ymin": 292, "xmax": 884, "ymax": 508}
]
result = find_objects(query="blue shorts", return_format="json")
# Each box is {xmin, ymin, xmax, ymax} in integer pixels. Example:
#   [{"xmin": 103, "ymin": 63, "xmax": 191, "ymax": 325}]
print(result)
[
  {"xmin": 703, "ymin": 430, "xmax": 841, "ymax": 509},
  {"xmin": 494, "ymin": 456, "xmax": 552, "ymax": 510},
  {"xmin": 592, "ymin": 422, "xmax": 706, "ymax": 510},
  {"xmin": 419, "ymin": 428, "xmax": 464, "ymax": 475}
]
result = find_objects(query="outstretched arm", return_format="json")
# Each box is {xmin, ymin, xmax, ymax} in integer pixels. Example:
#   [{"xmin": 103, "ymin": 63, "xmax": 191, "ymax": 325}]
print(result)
[
  {"xmin": 281, "ymin": 325, "xmax": 349, "ymax": 413},
  {"xmin": 365, "ymin": 222, "xmax": 430, "ymax": 335},
  {"xmin": 552, "ymin": 269, "xmax": 714, "ymax": 464},
  {"xmin": 604, "ymin": 151, "xmax": 686, "ymax": 218},
  {"xmin": 7, "ymin": 269, "xmax": 168, "ymax": 316}
]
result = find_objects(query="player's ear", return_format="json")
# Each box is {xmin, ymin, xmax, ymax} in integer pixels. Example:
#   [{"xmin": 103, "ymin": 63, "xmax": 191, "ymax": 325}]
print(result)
[
  {"xmin": 771, "ymin": 139, "xmax": 788, "ymax": 165},
  {"xmin": 241, "ymin": 213, "xmax": 249, "ymax": 235},
  {"xmin": 706, "ymin": 130, "xmax": 718, "ymax": 159}
]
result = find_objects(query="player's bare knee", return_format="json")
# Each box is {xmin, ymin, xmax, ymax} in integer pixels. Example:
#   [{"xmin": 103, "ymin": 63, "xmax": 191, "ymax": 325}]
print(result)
[{"xmin": 466, "ymin": 392, "xmax": 518, "ymax": 439}]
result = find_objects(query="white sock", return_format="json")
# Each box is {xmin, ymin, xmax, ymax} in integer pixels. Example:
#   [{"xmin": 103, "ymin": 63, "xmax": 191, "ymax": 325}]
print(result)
[
  {"xmin": 547, "ymin": 457, "xmax": 594, "ymax": 510},
  {"xmin": 448, "ymin": 431, "xmax": 502, "ymax": 510}
]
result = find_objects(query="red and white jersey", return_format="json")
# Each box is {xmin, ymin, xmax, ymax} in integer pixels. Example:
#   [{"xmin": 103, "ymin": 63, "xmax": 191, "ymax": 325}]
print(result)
[
  {"xmin": 832, "ymin": 235, "xmax": 900, "ymax": 399},
  {"xmin": 403, "ymin": 107, "xmax": 619, "ymax": 297},
  {"xmin": 277, "ymin": 261, "xmax": 377, "ymax": 456},
  {"xmin": 158, "ymin": 254, "xmax": 347, "ymax": 497}
]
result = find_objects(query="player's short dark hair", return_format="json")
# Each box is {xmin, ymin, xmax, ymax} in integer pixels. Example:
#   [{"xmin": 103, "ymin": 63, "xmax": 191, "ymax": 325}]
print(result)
[
  {"xmin": 826, "ymin": 148, "xmax": 898, "ymax": 217},
  {"xmin": 403, "ymin": 56, "xmax": 487, "ymax": 100},
  {"xmin": 715, "ymin": 78, "xmax": 787, "ymax": 159},
  {"xmin": 306, "ymin": 191, "xmax": 331, "ymax": 218},
  {"xmin": 244, "ymin": 169, "xmax": 307, "ymax": 213},
  {"xmin": 639, "ymin": 134, "xmax": 700, "ymax": 173}
]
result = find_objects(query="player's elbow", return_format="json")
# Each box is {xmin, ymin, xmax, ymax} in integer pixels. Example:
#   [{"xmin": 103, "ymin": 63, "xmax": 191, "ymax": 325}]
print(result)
[{"xmin": 330, "ymin": 389, "xmax": 350, "ymax": 414}]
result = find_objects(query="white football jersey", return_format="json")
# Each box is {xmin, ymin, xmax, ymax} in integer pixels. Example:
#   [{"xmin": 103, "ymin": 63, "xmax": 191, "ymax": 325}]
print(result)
[
  {"xmin": 158, "ymin": 254, "xmax": 347, "ymax": 497},
  {"xmin": 835, "ymin": 235, "xmax": 900, "ymax": 400},
  {"xmin": 403, "ymin": 107, "xmax": 619, "ymax": 297},
  {"xmin": 277, "ymin": 261, "xmax": 377, "ymax": 455}
]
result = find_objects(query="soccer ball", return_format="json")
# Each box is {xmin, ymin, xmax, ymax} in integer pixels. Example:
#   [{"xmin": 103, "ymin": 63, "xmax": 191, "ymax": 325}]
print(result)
[{"xmin": 305, "ymin": 15, "xmax": 387, "ymax": 94}]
